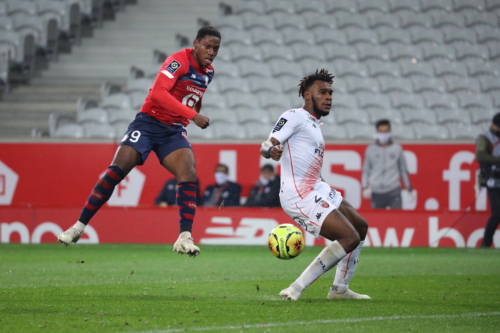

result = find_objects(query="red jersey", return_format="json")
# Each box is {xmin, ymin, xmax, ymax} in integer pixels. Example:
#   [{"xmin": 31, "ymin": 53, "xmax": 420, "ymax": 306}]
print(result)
[{"xmin": 141, "ymin": 48, "xmax": 214, "ymax": 126}]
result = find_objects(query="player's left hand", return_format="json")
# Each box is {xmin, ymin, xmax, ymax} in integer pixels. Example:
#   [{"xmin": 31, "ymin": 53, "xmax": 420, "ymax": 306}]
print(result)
[
  {"xmin": 193, "ymin": 113, "xmax": 210, "ymax": 129},
  {"xmin": 270, "ymin": 145, "xmax": 284, "ymax": 161}
]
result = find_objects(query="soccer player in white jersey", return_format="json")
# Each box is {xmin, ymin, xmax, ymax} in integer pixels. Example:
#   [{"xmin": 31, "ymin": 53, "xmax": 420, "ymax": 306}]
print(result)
[{"xmin": 260, "ymin": 69, "xmax": 370, "ymax": 301}]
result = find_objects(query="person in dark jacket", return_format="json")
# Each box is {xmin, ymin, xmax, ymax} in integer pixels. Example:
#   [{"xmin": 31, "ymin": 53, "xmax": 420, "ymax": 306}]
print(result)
[
  {"xmin": 246, "ymin": 164, "xmax": 281, "ymax": 207},
  {"xmin": 203, "ymin": 164, "xmax": 241, "ymax": 207}
]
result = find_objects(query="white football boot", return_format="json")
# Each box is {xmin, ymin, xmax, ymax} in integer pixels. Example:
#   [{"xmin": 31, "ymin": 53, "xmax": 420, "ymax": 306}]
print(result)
[
  {"xmin": 278, "ymin": 285, "xmax": 303, "ymax": 301},
  {"xmin": 327, "ymin": 287, "xmax": 371, "ymax": 300},
  {"xmin": 57, "ymin": 222, "xmax": 85, "ymax": 246},
  {"xmin": 173, "ymin": 231, "xmax": 200, "ymax": 257}
]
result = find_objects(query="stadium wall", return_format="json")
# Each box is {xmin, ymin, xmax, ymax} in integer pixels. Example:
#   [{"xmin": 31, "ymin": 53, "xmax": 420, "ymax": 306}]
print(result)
[{"xmin": 0, "ymin": 143, "xmax": 497, "ymax": 247}]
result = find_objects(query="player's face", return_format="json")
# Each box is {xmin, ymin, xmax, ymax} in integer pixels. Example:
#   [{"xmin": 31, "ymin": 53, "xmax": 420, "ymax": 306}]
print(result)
[
  {"xmin": 309, "ymin": 81, "xmax": 333, "ymax": 117},
  {"xmin": 193, "ymin": 35, "xmax": 221, "ymax": 67}
]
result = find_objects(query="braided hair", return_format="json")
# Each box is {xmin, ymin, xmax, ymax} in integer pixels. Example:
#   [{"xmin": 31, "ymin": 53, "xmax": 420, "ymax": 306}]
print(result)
[{"xmin": 298, "ymin": 69, "xmax": 334, "ymax": 97}]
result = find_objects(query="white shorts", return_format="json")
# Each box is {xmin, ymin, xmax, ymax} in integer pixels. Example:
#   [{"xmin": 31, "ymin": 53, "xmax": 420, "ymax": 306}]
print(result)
[{"xmin": 281, "ymin": 182, "xmax": 343, "ymax": 239}]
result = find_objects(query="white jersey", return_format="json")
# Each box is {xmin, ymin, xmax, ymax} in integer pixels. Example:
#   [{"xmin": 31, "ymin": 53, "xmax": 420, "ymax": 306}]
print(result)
[{"xmin": 270, "ymin": 108, "xmax": 325, "ymax": 205}]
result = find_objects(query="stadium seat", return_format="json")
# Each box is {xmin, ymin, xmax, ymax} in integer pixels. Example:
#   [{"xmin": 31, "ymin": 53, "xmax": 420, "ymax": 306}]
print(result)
[
  {"xmin": 389, "ymin": 45, "xmax": 423, "ymax": 61},
  {"xmin": 292, "ymin": 45, "xmax": 326, "ymax": 62},
  {"xmin": 212, "ymin": 122, "xmax": 247, "ymax": 139},
  {"xmin": 357, "ymin": 0, "xmax": 390, "ymax": 14},
  {"xmin": 476, "ymin": 27, "xmax": 500, "ymax": 44},
  {"xmin": 332, "ymin": 60, "xmax": 368, "ymax": 78},
  {"xmin": 229, "ymin": 44, "xmax": 261, "ymax": 62},
  {"xmin": 485, "ymin": 0, "xmax": 500, "ymax": 10},
  {"xmin": 77, "ymin": 107, "xmax": 109, "ymax": 124},
  {"xmin": 436, "ymin": 109, "xmax": 472, "ymax": 124},
  {"xmin": 204, "ymin": 107, "xmax": 238, "ymax": 124},
  {"xmin": 399, "ymin": 12, "xmax": 433, "ymax": 28},
  {"xmin": 312, "ymin": 27, "xmax": 347, "ymax": 45},
  {"xmin": 244, "ymin": 122, "xmax": 272, "ymax": 139},
  {"xmin": 260, "ymin": 44, "xmax": 294, "ymax": 62},
  {"xmin": 101, "ymin": 94, "xmax": 132, "ymax": 111},
  {"xmin": 432, "ymin": 60, "xmax": 468, "ymax": 77},
  {"xmin": 422, "ymin": 92, "xmax": 458, "ymax": 109},
  {"xmin": 322, "ymin": 123, "xmax": 349, "ymax": 140},
  {"xmin": 366, "ymin": 60, "xmax": 400, "ymax": 77},
  {"xmin": 493, "ymin": 94, "xmax": 500, "ymax": 109},
  {"xmin": 273, "ymin": 13, "xmax": 306, "ymax": 30},
  {"xmin": 357, "ymin": 94, "xmax": 392, "ymax": 110},
  {"xmin": 452, "ymin": 0, "xmax": 486, "ymax": 12},
  {"xmin": 457, "ymin": 93, "xmax": 493, "ymax": 110},
  {"xmin": 202, "ymin": 92, "xmax": 226, "ymax": 109},
  {"xmin": 226, "ymin": 93, "xmax": 260, "ymax": 109},
  {"xmin": 447, "ymin": 124, "xmax": 483, "ymax": 140},
  {"xmin": 463, "ymin": 11, "xmax": 498, "ymax": 28},
  {"xmin": 238, "ymin": 60, "xmax": 271, "ymax": 78},
  {"xmin": 442, "ymin": 28, "xmax": 477, "ymax": 44},
  {"xmin": 83, "ymin": 123, "xmax": 116, "ymax": 139},
  {"xmin": 413, "ymin": 124, "xmax": 449, "ymax": 139},
  {"xmin": 488, "ymin": 42, "xmax": 500, "ymax": 60},
  {"xmin": 468, "ymin": 108, "xmax": 496, "ymax": 124},
  {"xmin": 422, "ymin": 44, "xmax": 456, "ymax": 61},
  {"xmin": 410, "ymin": 27, "xmax": 444, "ymax": 44},
  {"xmin": 479, "ymin": 77, "xmax": 500, "ymax": 93},
  {"xmin": 113, "ymin": 123, "xmax": 129, "ymax": 139},
  {"xmin": 213, "ymin": 46, "xmax": 231, "ymax": 62},
  {"xmin": 324, "ymin": 45, "xmax": 358, "ymax": 61},
  {"xmin": 234, "ymin": 1, "xmax": 265, "ymax": 15},
  {"xmin": 251, "ymin": 29, "xmax": 284, "ymax": 46},
  {"xmin": 282, "ymin": 28, "xmax": 315, "ymax": 46},
  {"xmin": 345, "ymin": 28, "xmax": 378, "ymax": 45},
  {"xmin": 7, "ymin": 0, "xmax": 37, "ymax": 15},
  {"xmin": 390, "ymin": 93, "xmax": 426, "ymax": 109},
  {"xmin": 269, "ymin": 60, "xmax": 303, "ymax": 78},
  {"xmin": 346, "ymin": 78, "xmax": 379, "ymax": 93},
  {"xmin": 303, "ymin": 13, "xmax": 337, "ymax": 30},
  {"xmin": 257, "ymin": 92, "xmax": 288, "ymax": 110},
  {"xmin": 445, "ymin": 77, "xmax": 481, "ymax": 93},
  {"xmin": 215, "ymin": 15, "xmax": 245, "ymax": 31},
  {"xmin": 280, "ymin": 77, "xmax": 300, "ymax": 94},
  {"xmin": 334, "ymin": 13, "xmax": 369, "ymax": 29},
  {"xmin": 243, "ymin": 14, "xmax": 274, "ymax": 30},
  {"xmin": 431, "ymin": 12, "xmax": 466, "ymax": 28},
  {"xmin": 420, "ymin": 0, "xmax": 453, "ymax": 13},
  {"xmin": 366, "ymin": 12, "xmax": 400, "ymax": 29},
  {"xmin": 186, "ymin": 122, "xmax": 214, "ymax": 139},
  {"xmin": 108, "ymin": 108, "xmax": 137, "ymax": 124},
  {"xmin": 368, "ymin": 109, "xmax": 403, "ymax": 124},
  {"xmin": 294, "ymin": 0, "xmax": 327, "ymax": 14},
  {"xmin": 399, "ymin": 61, "xmax": 434, "ymax": 77},
  {"xmin": 220, "ymin": 29, "xmax": 252, "ymax": 46},
  {"xmin": 324, "ymin": 0, "xmax": 357, "ymax": 14},
  {"xmin": 466, "ymin": 60, "xmax": 500, "ymax": 76},
  {"xmin": 411, "ymin": 77, "xmax": 446, "ymax": 93},
  {"xmin": 357, "ymin": 45, "xmax": 390, "ymax": 61},
  {"xmin": 126, "ymin": 78, "xmax": 153, "ymax": 94},
  {"xmin": 248, "ymin": 77, "xmax": 281, "ymax": 94},
  {"xmin": 388, "ymin": 0, "xmax": 421, "ymax": 13},
  {"xmin": 265, "ymin": 0, "xmax": 296, "ymax": 15},
  {"xmin": 377, "ymin": 27, "xmax": 411, "ymax": 45},
  {"xmin": 217, "ymin": 77, "xmax": 250, "ymax": 94},
  {"xmin": 237, "ymin": 108, "xmax": 270, "ymax": 125},
  {"xmin": 331, "ymin": 94, "xmax": 359, "ymax": 110},
  {"xmin": 334, "ymin": 109, "xmax": 370, "ymax": 124},
  {"xmin": 344, "ymin": 123, "xmax": 375, "ymax": 139},
  {"xmin": 400, "ymin": 109, "xmax": 438, "ymax": 124},
  {"xmin": 455, "ymin": 44, "xmax": 489, "ymax": 60},
  {"xmin": 378, "ymin": 77, "xmax": 413, "ymax": 93},
  {"xmin": 213, "ymin": 62, "xmax": 240, "ymax": 78},
  {"xmin": 128, "ymin": 91, "xmax": 146, "ymax": 109},
  {"xmin": 391, "ymin": 124, "xmax": 416, "ymax": 140},
  {"xmin": 53, "ymin": 123, "xmax": 85, "ymax": 138}
]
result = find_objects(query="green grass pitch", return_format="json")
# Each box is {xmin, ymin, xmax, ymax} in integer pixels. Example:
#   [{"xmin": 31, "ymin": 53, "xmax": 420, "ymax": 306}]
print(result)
[{"xmin": 1, "ymin": 244, "xmax": 499, "ymax": 333}]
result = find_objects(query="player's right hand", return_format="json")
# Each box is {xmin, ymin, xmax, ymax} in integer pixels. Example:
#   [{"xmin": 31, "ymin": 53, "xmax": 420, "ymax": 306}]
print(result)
[
  {"xmin": 270, "ymin": 145, "xmax": 284, "ymax": 161},
  {"xmin": 193, "ymin": 113, "xmax": 210, "ymax": 129}
]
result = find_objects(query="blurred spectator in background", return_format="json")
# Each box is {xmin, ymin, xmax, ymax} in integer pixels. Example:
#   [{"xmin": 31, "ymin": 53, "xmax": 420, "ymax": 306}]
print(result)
[
  {"xmin": 203, "ymin": 164, "xmax": 241, "ymax": 207},
  {"xmin": 245, "ymin": 164, "xmax": 280, "ymax": 207},
  {"xmin": 362, "ymin": 119, "xmax": 413, "ymax": 209},
  {"xmin": 476, "ymin": 113, "xmax": 500, "ymax": 248},
  {"xmin": 155, "ymin": 178, "xmax": 201, "ymax": 207}
]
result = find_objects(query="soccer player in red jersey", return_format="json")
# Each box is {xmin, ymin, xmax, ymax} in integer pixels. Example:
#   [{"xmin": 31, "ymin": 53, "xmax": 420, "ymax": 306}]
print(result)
[{"xmin": 57, "ymin": 26, "xmax": 221, "ymax": 257}]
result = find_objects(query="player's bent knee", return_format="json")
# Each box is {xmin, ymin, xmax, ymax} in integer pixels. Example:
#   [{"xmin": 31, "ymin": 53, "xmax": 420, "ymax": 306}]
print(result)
[
  {"xmin": 345, "ymin": 232, "xmax": 361, "ymax": 253},
  {"xmin": 356, "ymin": 216, "xmax": 368, "ymax": 240}
]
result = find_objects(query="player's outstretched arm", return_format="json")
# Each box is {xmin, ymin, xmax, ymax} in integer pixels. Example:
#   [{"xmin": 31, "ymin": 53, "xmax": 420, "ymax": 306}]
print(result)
[{"xmin": 260, "ymin": 137, "xmax": 284, "ymax": 161}]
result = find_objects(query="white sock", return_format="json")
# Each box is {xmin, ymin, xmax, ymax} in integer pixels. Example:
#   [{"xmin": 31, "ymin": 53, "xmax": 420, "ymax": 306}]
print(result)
[
  {"xmin": 291, "ymin": 240, "xmax": 347, "ymax": 291},
  {"xmin": 332, "ymin": 240, "xmax": 365, "ymax": 294},
  {"xmin": 73, "ymin": 221, "xmax": 86, "ymax": 232}
]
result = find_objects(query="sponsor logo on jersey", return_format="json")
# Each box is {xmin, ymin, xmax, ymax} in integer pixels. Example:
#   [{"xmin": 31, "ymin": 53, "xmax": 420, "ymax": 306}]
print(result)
[
  {"xmin": 321, "ymin": 202, "xmax": 329, "ymax": 208},
  {"xmin": 166, "ymin": 60, "xmax": 181, "ymax": 74},
  {"xmin": 187, "ymin": 85, "xmax": 204, "ymax": 96},
  {"xmin": 272, "ymin": 118, "xmax": 288, "ymax": 133}
]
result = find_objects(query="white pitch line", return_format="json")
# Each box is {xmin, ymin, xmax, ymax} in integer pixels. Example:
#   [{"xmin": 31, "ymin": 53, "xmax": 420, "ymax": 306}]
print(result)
[{"xmin": 130, "ymin": 311, "xmax": 500, "ymax": 333}]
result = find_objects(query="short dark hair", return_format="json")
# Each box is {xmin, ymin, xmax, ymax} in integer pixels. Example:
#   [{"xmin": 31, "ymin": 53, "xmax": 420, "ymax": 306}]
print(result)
[
  {"xmin": 375, "ymin": 119, "xmax": 391, "ymax": 129},
  {"xmin": 215, "ymin": 163, "xmax": 228, "ymax": 173},
  {"xmin": 298, "ymin": 69, "xmax": 334, "ymax": 98},
  {"xmin": 261, "ymin": 164, "xmax": 274, "ymax": 173},
  {"xmin": 196, "ymin": 26, "xmax": 221, "ymax": 41}
]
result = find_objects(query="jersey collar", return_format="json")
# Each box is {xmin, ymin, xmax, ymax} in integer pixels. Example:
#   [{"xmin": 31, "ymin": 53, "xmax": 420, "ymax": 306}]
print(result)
[{"xmin": 299, "ymin": 108, "xmax": 322, "ymax": 125}]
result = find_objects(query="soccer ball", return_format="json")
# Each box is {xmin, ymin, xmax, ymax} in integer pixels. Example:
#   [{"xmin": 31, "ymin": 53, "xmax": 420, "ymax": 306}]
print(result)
[{"xmin": 268, "ymin": 224, "xmax": 304, "ymax": 260}]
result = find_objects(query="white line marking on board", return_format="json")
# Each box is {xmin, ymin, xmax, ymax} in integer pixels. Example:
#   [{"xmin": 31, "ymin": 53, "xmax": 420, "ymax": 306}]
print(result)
[{"xmin": 129, "ymin": 311, "xmax": 500, "ymax": 333}]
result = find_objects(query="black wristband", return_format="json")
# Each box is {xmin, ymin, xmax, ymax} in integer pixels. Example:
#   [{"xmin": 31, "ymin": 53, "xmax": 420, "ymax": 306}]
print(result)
[{"xmin": 267, "ymin": 146, "xmax": 275, "ymax": 156}]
